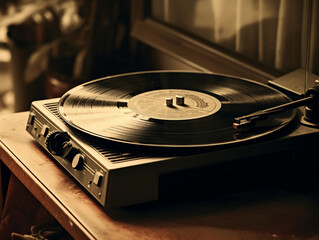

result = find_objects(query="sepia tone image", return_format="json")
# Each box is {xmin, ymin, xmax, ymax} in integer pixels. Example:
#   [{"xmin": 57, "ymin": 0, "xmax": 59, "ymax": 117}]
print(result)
[{"xmin": 0, "ymin": 0, "xmax": 318, "ymax": 239}]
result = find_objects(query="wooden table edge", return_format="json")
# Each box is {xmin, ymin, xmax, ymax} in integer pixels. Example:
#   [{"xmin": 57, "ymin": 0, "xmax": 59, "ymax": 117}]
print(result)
[{"xmin": 0, "ymin": 136, "xmax": 95, "ymax": 240}]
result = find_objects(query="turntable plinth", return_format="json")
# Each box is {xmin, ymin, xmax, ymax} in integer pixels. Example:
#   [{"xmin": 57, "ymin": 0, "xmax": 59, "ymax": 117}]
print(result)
[{"xmin": 0, "ymin": 112, "xmax": 319, "ymax": 239}]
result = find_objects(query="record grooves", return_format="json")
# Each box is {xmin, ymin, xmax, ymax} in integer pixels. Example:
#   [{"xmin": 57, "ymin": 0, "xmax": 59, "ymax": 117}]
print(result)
[{"xmin": 58, "ymin": 71, "xmax": 296, "ymax": 148}]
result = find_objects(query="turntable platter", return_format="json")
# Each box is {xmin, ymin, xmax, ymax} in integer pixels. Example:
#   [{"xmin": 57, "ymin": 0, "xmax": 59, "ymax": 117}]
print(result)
[{"xmin": 58, "ymin": 71, "xmax": 296, "ymax": 147}]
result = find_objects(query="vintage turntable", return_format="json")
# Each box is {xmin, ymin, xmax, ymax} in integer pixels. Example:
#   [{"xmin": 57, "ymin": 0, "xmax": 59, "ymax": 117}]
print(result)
[{"xmin": 26, "ymin": 70, "xmax": 319, "ymax": 208}]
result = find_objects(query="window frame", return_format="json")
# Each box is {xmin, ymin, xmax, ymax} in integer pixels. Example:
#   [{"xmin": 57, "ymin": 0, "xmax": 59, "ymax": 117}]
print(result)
[{"xmin": 130, "ymin": 0, "xmax": 285, "ymax": 84}]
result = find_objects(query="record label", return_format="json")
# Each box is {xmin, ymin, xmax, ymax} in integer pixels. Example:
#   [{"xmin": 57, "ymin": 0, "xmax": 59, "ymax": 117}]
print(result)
[{"xmin": 128, "ymin": 89, "xmax": 222, "ymax": 120}]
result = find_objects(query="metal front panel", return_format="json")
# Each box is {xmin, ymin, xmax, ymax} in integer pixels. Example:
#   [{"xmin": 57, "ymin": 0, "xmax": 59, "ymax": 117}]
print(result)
[{"xmin": 26, "ymin": 101, "xmax": 108, "ymax": 206}]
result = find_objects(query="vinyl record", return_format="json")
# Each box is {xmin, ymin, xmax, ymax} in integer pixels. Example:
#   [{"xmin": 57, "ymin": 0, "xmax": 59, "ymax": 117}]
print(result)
[{"xmin": 58, "ymin": 71, "xmax": 296, "ymax": 147}]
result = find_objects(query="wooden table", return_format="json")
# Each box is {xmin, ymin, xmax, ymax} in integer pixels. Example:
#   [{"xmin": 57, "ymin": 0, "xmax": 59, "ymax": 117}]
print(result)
[{"xmin": 0, "ymin": 112, "xmax": 319, "ymax": 240}]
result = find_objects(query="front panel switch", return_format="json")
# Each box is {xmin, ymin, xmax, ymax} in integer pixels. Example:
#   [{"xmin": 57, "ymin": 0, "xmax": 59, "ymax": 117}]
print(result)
[
  {"xmin": 93, "ymin": 171, "xmax": 103, "ymax": 186},
  {"xmin": 27, "ymin": 112, "xmax": 36, "ymax": 125}
]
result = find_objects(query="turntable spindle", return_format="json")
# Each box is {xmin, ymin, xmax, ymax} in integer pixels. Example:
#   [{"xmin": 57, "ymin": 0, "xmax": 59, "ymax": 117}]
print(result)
[
  {"xmin": 176, "ymin": 95, "xmax": 185, "ymax": 106},
  {"xmin": 166, "ymin": 98, "xmax": 173, "ymax": 107}
]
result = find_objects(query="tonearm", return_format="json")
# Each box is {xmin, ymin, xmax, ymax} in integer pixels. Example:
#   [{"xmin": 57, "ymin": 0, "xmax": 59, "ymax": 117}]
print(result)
[{"xmin": 233, "ymin": 86, "xmax": 319, "ymax": 129}]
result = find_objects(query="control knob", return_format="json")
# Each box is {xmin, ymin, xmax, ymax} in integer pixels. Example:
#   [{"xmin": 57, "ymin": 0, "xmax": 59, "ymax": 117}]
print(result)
[
  {"xmin": 45, "ymin": 131, "xmax": 71, "ymax": 156},
  {"xmin": 72, "ymin": 153, "xmax": 85, "ymax": 169}
]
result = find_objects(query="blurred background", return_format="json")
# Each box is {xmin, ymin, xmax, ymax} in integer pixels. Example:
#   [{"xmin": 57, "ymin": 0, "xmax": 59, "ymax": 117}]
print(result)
[
  {"xmin": 0, "ymin": 0, "xmax": 317, "ymax": 113},
  {"xmin": 0, "ymin": 0, "xmax": 132, "ymax": 113}
]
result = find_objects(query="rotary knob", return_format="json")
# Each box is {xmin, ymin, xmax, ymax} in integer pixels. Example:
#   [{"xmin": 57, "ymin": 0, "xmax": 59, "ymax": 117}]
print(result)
[
  {"xmin": 45, "ymin": 131, "xmax": 71, "ymax": 156},
  {"xmin": 72, "ymin": 153, "xmax": 85, "ymax": 169}
]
